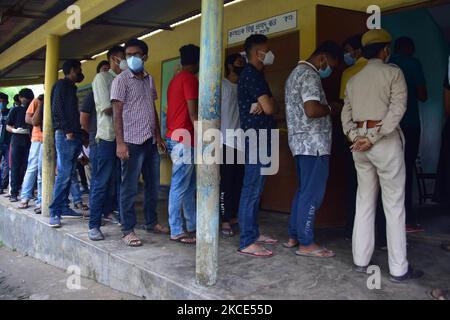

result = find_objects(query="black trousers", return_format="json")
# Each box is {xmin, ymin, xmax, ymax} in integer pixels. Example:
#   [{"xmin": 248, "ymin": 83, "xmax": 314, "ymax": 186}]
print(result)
[
  {"xmin": 10, "ymin": 142, "xmax": 30, "ymax": 197},
  {"xmin": 403, "ymin": 127, "xmax": 421, "ymax": 225},
  {"xmin": 220, "ymin": 145, "xmax": 244, "ymax": 223}
]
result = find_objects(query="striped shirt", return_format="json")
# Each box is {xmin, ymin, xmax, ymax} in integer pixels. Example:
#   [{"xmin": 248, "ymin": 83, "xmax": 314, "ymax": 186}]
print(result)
[{"xmin": 110, "ymin": 68, "xmax": 158, "ymax": 145}]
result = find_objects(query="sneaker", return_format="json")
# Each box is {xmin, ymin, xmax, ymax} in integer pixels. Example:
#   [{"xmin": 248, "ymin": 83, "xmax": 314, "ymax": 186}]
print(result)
[
  {"xmin": 50, "ymin": 216, "xmax": 62, "ymax": 228},
  {"xmin": 88, "ymin": 228, "xmax": 105, "ymax": 241},
  {"xmin": 104, "ymin": 213, "xmax": 120, "ymax": 225},
  {"xmin": 389, "ymin": 266, "xmax": 424, "ymax": 283},
  {"xmin": 406, "ymin": 224, "xmax": 425, "ymax": 233},
  {"xmin": 10, "ymin": 196, "xmax": 19, "ymax": 202},
  {"xmin": 61, "ymin": 208, "xmax": 83, "ymax": 218}
]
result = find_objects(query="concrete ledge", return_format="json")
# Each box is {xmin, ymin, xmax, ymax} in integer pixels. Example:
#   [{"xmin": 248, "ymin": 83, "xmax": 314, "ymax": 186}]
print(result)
[{"xmin": 0, "ymin": 200, "xmax": 217, "ymax": 300}]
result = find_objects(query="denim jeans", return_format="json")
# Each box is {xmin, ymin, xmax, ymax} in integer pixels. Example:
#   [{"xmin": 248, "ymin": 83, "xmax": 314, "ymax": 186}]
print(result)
[
  {"xmin": 0, "ymin": 143, "xmax": 10, "ymax": 190},
  {"xmin": 70, "ymin": 171, "xmax": 83, "ymax": 205},
  {"xmin": 10, "ymin": 142, "xmax": 30, "ymax": 197},
  {"xmin": 49, "ymin": 131, "xmax": 82, "ymax": 218},
  {"xmin": 166, "ymin": 139, "xmax": 196, "ymax": 237},
  {"xmin": 120, "ymin": 139, "xmax": 160, "ymax": 235},
  {"xmin": 89, "ymin": 139, "xmax": 118, "ymax": 230},
  {"xmin": 20, "ymin": 141, "xmax": 42, "ymax": 205},
  {"xmin": 288, "ymin": 155, "xmax": 330, "ymax": 246}
]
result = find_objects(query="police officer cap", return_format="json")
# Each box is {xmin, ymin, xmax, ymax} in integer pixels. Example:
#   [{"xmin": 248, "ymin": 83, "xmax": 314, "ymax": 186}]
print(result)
[{"xmin": 362, "ymin": 29, "xmax": 392, "ymax": 47}]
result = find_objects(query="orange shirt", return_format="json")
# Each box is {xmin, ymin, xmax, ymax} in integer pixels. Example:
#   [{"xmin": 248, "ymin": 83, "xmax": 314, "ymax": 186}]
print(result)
[{"xmin": 26, "ymin": 98, "xmax": 43, "ymax": 143}]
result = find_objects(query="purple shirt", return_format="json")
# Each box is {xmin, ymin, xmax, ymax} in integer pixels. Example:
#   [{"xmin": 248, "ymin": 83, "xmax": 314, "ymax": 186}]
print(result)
[{"xmin": 110, "ymin": 68, "xmax": 158, "ymax": 145}]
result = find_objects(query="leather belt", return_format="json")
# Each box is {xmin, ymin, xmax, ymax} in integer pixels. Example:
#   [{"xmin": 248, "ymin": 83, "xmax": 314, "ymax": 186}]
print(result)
[{"xmin": 356, "ymin": 120, "xmax": 382, "ymax": 129}]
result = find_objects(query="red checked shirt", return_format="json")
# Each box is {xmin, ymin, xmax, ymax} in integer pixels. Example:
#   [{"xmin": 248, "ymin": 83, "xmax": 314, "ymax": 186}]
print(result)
[{"xmin": 110, "ymin": 68, "xmax": 158, "ymax": 145}]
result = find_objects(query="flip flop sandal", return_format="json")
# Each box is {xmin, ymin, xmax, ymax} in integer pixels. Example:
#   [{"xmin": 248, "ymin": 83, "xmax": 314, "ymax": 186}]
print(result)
[
  {"xmin": 122, "ymin": 233, "xmax": 142, "ymax": 247},
  {"xmin": 295, "ymin": 248, "xmax": 336, "ymax": 258},
  {"xmin": 18, "ymin": 202, "xmax": 29, "ymax": 209},
  {"xmin": 34, "ymin": 207, "xmax": 42, "ymax": 215},
  {"xmin": 256, "ymin": 236, "xmax": 278, "ymax": 245},
  {"xmin": 282, "ymin": 241, "xmax": 299, "ymax": 249},
  {"xmin": 170, "ymin": 235, "xmax": 196, "ymax": 245},
  {"xmin": 428, "ymin": 289, "xmax": 449, "ymax": 300},
  {"xmin": 74, "ymin": 203, "xmax": 89, "ymax": 211},
  {"xmin": 237, "ymin": 248, "xmax": 273, "ymax": 258},
  {"xmin": 221, "ymin": 228, "xmax": 235, "ymax": 238},
  {"xmin": 153, "ymin": 225, "xmax": 170, "ymax": 234}
]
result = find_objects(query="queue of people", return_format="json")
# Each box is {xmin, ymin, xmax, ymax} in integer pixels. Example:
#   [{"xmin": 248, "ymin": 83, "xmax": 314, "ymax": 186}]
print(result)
[{"xmin": 2, "ymin": 28, "xmax": 449, "ymax": 287}]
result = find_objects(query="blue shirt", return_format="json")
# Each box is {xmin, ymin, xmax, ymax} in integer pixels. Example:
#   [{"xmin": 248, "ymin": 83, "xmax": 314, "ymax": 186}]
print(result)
[
  {"xmin": 238, "ymin": 64, "xmax": 276, "ymax": 132},
  {"xmin": 389, "ymin": 54, "xmax": 426, "ymax": 129}
]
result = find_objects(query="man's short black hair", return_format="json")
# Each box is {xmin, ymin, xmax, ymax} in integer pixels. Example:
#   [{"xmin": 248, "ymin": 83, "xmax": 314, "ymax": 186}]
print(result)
[
  {"xmin": 244, "ymin": 34, "xmax": 268, "ymax": 56},
  {"xmin": 363, "ymin": 42, "xmax": 390, "ymax": 59},
  {"xmin": 62, "ymin": 59, "xmax": 81, "ymax": 76},
  {"xmin": 125, "ymin": 39, "xmax": 149, "ymax": 56},
  {"xmin": 13, "ymin": 94, "xmax": 20, "ymax": 103},
  {"xmin": 96, "ymin": 60, "xmax": 110, "ymax": 73},
  {"xmin": 179, "ymin": 44, "xmax": 200, "ymax": 66},
  {"xmin": 394, "ymin": 37, "xmax": 415, "ymax": 54},
  {"xmin": 313, "ymin": 41, "xmax": 344, "ymax": 62},
  {"xmin": 18, "ymin": 88, "xmax": 34, "ymax": 101},
  {"xmin": 0, "ymin": 92, "xmax": 8, "ymax": 101},
  {"xmin": 343, "ymin": 34, "xmax": 363, "ymax": 51},
  {"xmin": 225, "ymin": 53, "xmax": 243, "ymax": 77},
  {"xmin": 107, "ymin": 45, "xmax": 126, "ymax": 60}
]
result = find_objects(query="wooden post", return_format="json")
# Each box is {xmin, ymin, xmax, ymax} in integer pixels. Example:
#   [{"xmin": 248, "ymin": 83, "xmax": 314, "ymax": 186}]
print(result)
[
  {"xmin": 196, "ymin": 0, "xmax": 224, "ymax": 287},
  {"xmin": 42, "ymin": 34, "xmax": 59, "ymax": 217}
]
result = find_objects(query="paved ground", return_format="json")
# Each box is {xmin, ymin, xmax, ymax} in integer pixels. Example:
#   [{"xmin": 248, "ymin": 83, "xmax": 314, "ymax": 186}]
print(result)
[
  {"xmin": 1, "ymin": 190, "xmax": 449, "ymax": 300},
  {"xmin": 0, "ymin": 246, "xmax": 139, "ymax": 300}
]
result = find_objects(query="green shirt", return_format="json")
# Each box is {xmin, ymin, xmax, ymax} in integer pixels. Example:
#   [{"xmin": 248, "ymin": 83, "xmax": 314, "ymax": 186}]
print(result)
[{"xmin": 389, "ymin": 54, "xmax": 426, "ymax": 129}]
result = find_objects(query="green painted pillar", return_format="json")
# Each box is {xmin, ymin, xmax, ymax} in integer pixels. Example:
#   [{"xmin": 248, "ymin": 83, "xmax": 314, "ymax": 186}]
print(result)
[{"xmin": 196, "ymin": 0, "xmax": 224, "ymax": 287}]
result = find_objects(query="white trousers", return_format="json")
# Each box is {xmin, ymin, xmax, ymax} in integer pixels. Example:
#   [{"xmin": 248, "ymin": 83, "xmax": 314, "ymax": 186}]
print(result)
[{"xmin": 352, "ymin": 128, "xmax": 408, "ymax": 277}]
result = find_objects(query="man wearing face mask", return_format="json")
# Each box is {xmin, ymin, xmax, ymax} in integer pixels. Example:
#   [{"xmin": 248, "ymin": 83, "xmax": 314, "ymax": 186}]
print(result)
[
  {"xmin": 87, "ymin": 46, "xmax": 126, "ymax": 241},
  {"xmin": 220, "ymin": 53, "xmax": 246, "ymax": 238},
  {"xmin": 284, "ymin": 41, "xmax": 342, "ymax": 258},
  {"xmin": 6, "ymin": 88, "xmax": 33, "ymax": 203},
  {"xmin": 340, "ymin": 34, "xmax": 367, "ymax": 101},
  {"xmin": 236, "ymin": 34, "xmax": 278, "ymax": 257},
  {"xmin": 342, "ymin": 29, "xmax": 423, "ymax": 283},
  {"xmin": 112, "ymin": 39, "xmax": 168, "ymax": 247},
  {"xmin": 0, "ymin": 92, "xmax": 11, "ymax": 195},
  {"xmin": 49, "ymin": 60, "xmax": 85, "ymax": 228}
]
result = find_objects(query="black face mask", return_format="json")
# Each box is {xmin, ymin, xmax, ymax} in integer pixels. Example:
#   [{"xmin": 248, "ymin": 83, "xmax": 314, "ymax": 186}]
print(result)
[
  {"xmin": 76, "ymin": 72, "xmax": 85, "ymax": 83},
  {"xmin": 233, "ymin": 66, "xmax": 245, "ymax": 76}
]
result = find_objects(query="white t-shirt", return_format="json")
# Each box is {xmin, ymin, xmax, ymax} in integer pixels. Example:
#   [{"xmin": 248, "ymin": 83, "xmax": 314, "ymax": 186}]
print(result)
[{"xmin": 220, "ymin": 78, "xmax": 242, "ymax": 150}]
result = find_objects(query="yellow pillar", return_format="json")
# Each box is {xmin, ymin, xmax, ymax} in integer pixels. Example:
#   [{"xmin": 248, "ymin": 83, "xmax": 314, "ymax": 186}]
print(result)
[{"xmin": 42, "ymin": 34, "xmax": 60, "ymax": 217}]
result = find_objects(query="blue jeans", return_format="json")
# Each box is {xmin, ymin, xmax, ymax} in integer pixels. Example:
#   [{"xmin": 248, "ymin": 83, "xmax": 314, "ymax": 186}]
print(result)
[
  {"xmin": 70, "ymin": 172, "xmax": 83, "ymax": 205},
  {"xmin": 166, "ymin": 139, "xmax": 196, "ymax": 237},
  {"xmin": 120, "ymin": 139, "xmax": 160, "ymax": 235},
  {"xmin": 20, "ymin": 141, "xmax": 42, "ymax": 205},
  {"xmin": 238, "ymin": 164, "xmax": 266, "ymax": 250},
  {"xmin": 89, "ymin": 139, "xmax": 118, "ymax": 230},
  {"xmin": 49, "ymin": 131, "xmax": 82, "ymax": 218},
  {"xmin": 288, "ymin": 155, "xmax": 330, "ymax": 246}
]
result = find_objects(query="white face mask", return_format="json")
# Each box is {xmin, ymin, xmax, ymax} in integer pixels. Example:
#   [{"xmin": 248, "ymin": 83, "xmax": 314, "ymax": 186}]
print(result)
[
  {"xmin": 119, "ymin": 59, "xmax": 128, "ymax": 71},
  {"xmin": 259, "ymin": 50, "xmax": 275, "ymax": 66}
]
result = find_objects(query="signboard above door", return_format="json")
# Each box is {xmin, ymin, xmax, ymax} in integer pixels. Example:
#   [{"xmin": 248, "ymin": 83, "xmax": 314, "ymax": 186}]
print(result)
[{"xmin": 227, "ymin": 11, "xmax": 297, "ymax": 46}]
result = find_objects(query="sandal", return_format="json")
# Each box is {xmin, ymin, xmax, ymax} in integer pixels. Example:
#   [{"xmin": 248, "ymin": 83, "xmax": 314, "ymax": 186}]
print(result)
[
  {"xmin": 256, "ymin": 235, "xmax": 278, "ymax": 245},
  {"xmin": 74, "ymin": 203, "xmax": 89, "ymax": 211},
  {"xmin": 153, "ymin": 224, "xmax": 170, "ymax": 234},
  {"xmin": 295, "ymin": 247, "xmax": 336, "ymax": 258},
  {"xmin": 34, "ymin": 207, "xmax": 42, "ymax": 215},
  {"xmin": 122, "ymin": 232, "xmax": 142, "ymax": 247},
  {"xmin": 171, "ymin": 233, "xmax": 196, "ymax": 245},
  {"xmin": 428, "ymin": 288, "xmax": 449, "ymax": 300},
  {"xmin": 18, "ymin": 201, "xmax": 29, "ymax": 209},
  {"xmin": 238, "ymin": 244, "xmax": 273, "ymax": 258},
  {"xmin": 282, "ymin": 240, "xmax": 299, "ymax": 248},
  {"xmin": 221, "ymin": 227, "xmax": 235, "ymax": 238}
]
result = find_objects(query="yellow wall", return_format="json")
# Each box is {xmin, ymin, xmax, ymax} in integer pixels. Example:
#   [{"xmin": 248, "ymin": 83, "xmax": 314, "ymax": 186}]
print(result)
[{"xmin": 76, "ymin": 0, "xmax": 429, "ymax": 185}]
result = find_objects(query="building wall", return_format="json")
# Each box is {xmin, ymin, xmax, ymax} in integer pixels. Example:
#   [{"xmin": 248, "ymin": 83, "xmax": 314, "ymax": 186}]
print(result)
[{"xmin": 75, "ymin": 0, "xmax": 429, "ymax": 185}]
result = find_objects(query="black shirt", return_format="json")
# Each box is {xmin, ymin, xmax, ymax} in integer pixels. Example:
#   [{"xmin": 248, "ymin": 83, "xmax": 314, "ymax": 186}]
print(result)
[
  {"xmin": 51, "ymin": 78, "xmax": 81, "ymax": 134},
  {"xmin": 6, "ymin": 105, "xmax": 31, "ymax": 147},
  {"xmin": 79, "ymin": 90, "xmax": 97, "ymax": 146}
]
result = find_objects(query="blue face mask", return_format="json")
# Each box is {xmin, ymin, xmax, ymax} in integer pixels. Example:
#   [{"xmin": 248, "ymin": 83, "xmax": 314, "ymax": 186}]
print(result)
[
  {"xmin": 344, "ymin": 53, "xmax": 355, "ymax": 66},
  {"xmin": 0, "ymin": 103, "xmax": 4, "ymax": 110},
  {"xmin": 319, "ymin": 65, "xmax": 333, "ymax": 79},
  {"xmin": 127, "ymin": 56, "xmax": 144, "ymax": 73}
]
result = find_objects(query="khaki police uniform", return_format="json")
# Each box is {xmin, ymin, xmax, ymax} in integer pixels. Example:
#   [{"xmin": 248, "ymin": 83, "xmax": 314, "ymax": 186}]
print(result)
[{"xmin": 341, "ymin": 29, "xmax": 409, "ymax": 277}]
